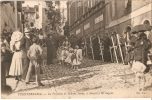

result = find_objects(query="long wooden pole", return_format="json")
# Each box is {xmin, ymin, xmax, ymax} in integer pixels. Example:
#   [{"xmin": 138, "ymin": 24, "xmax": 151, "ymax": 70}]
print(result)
[
  {"xmin": 111, "ymin": 36, "xmax": 118, "ymax": 63},
  {"xmin": 90, "ymin": 36, "xmax": 94, "ymax": 59},
  {"xmin": 116, "ymin": 34, "xmax": 124, "ymax": 64},
  {"xmin": 109, "ymin": 46, "xmax": 113, "ymax": 62},
  {"xmin": 98, "ymin": 36, "xmax": 104, "ymax": 62},
  {"xmin": 85, "ymin": 37, "xmax": 88, "ymax": 57}
]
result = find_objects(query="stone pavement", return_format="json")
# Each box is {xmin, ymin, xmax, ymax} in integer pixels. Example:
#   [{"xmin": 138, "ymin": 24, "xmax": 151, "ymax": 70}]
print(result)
[{"xmin": 5, "ymin": 58, "xmax": 152, "ymax": 98}]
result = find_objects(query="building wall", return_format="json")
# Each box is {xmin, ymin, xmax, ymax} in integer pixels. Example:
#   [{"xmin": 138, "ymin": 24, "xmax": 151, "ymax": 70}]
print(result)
[
  {"xmin": 0, "ymin": 3, "xmax": 16, "ymax": 32},
  {"xmin": 0, "ymin": 2, "xmax": 23, "ymax": 33},
  {"xmin": 68, "ymin": 0, "xmax": 152, "ymax": 39},
  {"xmin": 68, "ymin": 0, "xmax": 106, "ymax": 37},
  {"xmin": 106, "ymin": 0, "xmax": 152, "ymax": 36}
]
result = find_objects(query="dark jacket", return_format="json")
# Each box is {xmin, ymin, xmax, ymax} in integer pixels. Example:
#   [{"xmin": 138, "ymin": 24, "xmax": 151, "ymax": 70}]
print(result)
[
  {"xmin": 1, "ymin": 50, "xmax": 11, "ymax": 63},
  {"xmin": 24, "ymin": 36, "xmax": 32, "ymax": 51},
  {"xmin": 134, "ymin": 38, "xmax": 150, "ymax": 64}
]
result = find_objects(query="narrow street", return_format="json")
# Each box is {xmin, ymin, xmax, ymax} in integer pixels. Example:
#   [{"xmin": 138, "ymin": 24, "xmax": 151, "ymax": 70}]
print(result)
[{"xmin": 7, "ymin": 58, "xmax": 152, "ymax": 98}]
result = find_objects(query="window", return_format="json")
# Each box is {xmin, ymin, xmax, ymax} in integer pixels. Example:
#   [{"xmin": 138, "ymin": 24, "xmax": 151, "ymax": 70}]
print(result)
[{"xmin": 125, "ymin": 0, "xmax": 131, "ymax": 9}]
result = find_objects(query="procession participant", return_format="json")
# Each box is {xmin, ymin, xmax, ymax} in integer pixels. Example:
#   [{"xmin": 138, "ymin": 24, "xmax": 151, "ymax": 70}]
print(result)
[
  {"xmin": 133, "ymin": 32, "xmax": 151, "ymax": 73},
  {"xmin": 81, "ymin": 41, "xmax": 86, "ymax": 57},
  {"xmin": 46, "ymin": 34, "xmax": 55, "ymax": 65},
  {"xmin": 71, "ymin": 45, "xmax": 83, "ymax": 69},
  {"xmin": 9, "ymin": 31, "xmax": 26, "ymax": 81},
  {"xmin": 120, "ymin": 34, "xmax": 127, "ymax": 57},
  {"xmin": 25, "ymin": 37, "xmax": 44, "ymax": 86},
  {"xmin": 103, "ymin": 34, "xmax": 111, "ymax": 62},
  {"xmin": 69, "ymin": 34, "xmax": 77, "ymax": 49},
  {"xmin": 64, "ymin": 47, "xmax": 74, "ymax": 66},
  {"xmin": 63, "ymin": 37, "xmax": 71, "ymax": 48},
  {"xmin": 77, "ymin": 37, "xmax": 83, "ymax": 49},
  {"xmin": 21, "ymin": 28, "xmax": 32, "ymax": 81},
  {"xmin": 110, "ymin": 32, "xmax": 119, "ymax": 63},
  {"xmin": 92, "ymin": 36, "xmax": 100, "ymax": 60},
  {"xmin": 131, "ymin": 32, "xmax": 150, "ymax": 91}
]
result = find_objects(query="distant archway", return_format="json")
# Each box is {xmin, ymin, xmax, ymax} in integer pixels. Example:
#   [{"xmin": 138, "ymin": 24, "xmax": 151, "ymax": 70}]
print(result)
[
  {"xmin": 142, "ymin": 19, "xmax": 151, "ymax": 25},
  {"xmin": 123, "ymin": 25, "xmax": 132, "ymax": 40},
  {"xmin": 142, "ymin": 19, "xmax": 152, "ymax": 42}
]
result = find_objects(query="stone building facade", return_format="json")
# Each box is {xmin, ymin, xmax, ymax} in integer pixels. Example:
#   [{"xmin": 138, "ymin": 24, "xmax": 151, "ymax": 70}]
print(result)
[
  {"xmin": 67, "ymin": 0, "xmax": 152, "ymax": 38},
  {"xmin": 0, "ymin": 1, "xmax": 23, "ymax": 33}
]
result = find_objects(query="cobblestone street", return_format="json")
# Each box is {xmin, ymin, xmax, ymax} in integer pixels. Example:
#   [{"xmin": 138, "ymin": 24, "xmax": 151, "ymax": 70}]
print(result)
[{"xmin": 6, "ymin": 58, "xmax": 152, "ymax": 98}]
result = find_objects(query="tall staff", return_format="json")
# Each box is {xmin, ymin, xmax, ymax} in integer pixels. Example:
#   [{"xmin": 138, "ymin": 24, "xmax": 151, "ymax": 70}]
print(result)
[
  {"xmin": 84, "ymin": 36, "xmax": 88, "ymax": 57},
  {"xmin": 90, "ymin": 36, "xmax": 94, "ymax": 59},
  {"xmin": 98, "ymin": 36, "xmax": 104, "ymax": 62},
  {"xmin": 116, "ymin": 34, "xmax": 124, "ymax": 64},
  {"xmin": 125, "ymin": 32, "xmax": 131, "ymax": 52},
  {"xmin": 109, "ymin": 46, "xmax": 113, "ymax": 62},
  {"xmin": 111, "ymin": 36, "xmax": 118, "ymax": 63}
]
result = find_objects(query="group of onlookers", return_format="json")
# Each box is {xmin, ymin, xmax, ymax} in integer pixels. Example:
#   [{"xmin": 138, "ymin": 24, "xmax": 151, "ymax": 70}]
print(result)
[{"xmin": 1, "ymin": 28, "xmax": 46, "ymax": 96}]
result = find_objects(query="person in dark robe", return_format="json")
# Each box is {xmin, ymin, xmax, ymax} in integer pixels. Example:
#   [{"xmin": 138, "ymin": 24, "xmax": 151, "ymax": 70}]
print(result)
[
  {"xmin": 92, "ymin": 36, "xmax": 100, "ymax": 60},
  {"xmin": 133, "ymin": 32, "xmax": 151, "ymax": 73},
  {"xmin": 1, "ymin": 43, "xmax": 10, "ymax": 86},
  {"xmin": 103, "ymin": 35, "xmax": 111, "ymax": 62},
  {"xmin": 46, "ymin": 34, "xmax": 56, "ymax": 65},
  {"xmin": 21, "ymin": 29, "xmax": 32, "ymax": 80},
  {"xmin": 77, "ymin": 37, "xmax": 83, "ymax": 49},
  {"xmin": 70, "ymin": 35, "xmax": 77, "ymax": 49}
]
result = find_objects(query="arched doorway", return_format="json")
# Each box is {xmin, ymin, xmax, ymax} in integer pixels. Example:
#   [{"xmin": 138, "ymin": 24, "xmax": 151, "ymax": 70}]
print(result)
[
  {"xmin": 143, "ymin": 19, "xmax": 151, "ymax": 25},
  {"xmin": 143, "ymin": 20, "xmax": 152, "ymax": 43},
  {"xmin": 123, "ymin": 25, "xmax": 132, "ymax": 41}
]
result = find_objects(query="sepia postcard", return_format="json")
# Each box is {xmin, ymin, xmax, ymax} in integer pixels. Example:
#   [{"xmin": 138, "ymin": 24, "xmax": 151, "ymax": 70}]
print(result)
[{"xmin": 0, "ymin": 0, "xmax": 152, "ymax": 99}]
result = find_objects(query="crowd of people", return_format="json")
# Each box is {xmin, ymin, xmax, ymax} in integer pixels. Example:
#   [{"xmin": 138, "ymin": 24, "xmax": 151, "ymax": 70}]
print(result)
[
  {"xmin": 1, "ymin": 28, "xmax": 47, "ymax": 96},
  {"xmin": 1, "ymin": 24, "xmax": 152, "ymax": 96},
  {"xmin": 1, "ymin": 28, "xmax": 84, "ymax": 96}
]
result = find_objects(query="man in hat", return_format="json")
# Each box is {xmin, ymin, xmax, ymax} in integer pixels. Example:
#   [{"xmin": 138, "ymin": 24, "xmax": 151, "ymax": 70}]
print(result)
[{"xmin": 21, "ymin": 28, "xmax": 32, "ymax": 80}]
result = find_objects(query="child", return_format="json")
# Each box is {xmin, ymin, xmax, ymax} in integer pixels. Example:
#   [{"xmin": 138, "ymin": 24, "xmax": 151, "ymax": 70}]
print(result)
[
  {"xmin": 25, "ymin": 37, "xmax": 44, "ymax": 86},
  {"xmin": 71, "ymin": 45, "xmax": 83, "ymax": 70}
]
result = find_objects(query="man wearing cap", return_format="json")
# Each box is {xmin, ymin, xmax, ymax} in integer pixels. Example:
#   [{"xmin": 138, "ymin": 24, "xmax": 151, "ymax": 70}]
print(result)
[{"xmin": 21, "ymin": 28, "xmax": 32, "ymax": 80}]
